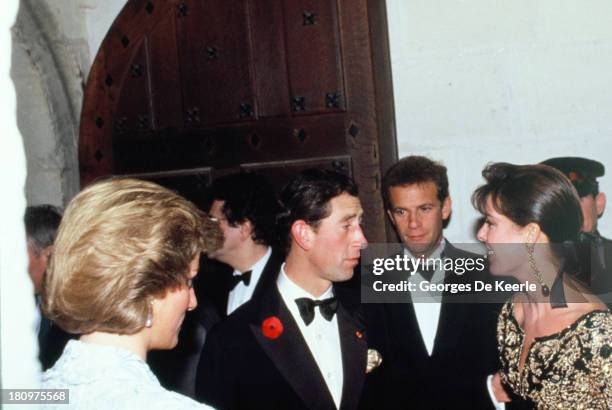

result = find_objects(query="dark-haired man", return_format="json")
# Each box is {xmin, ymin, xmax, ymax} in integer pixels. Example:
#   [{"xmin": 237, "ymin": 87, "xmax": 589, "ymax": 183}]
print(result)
[
  {"xmin": 24, "ymin": 205, "xmax": 72, "ymax": 370},
  {"xmin": 362, "ymin": 156, "xmax": 502, "ymax": 409},
  {"xmin": 196, "ymin": 169, "xmax": 369, "ymax": 410},
  {"xmin": 541, "ymin": 156, "xmax": 612, "ymax": 304},
  {"xmin": 200, "ymin": 172, "xmax": 283, "ymax": 323}
]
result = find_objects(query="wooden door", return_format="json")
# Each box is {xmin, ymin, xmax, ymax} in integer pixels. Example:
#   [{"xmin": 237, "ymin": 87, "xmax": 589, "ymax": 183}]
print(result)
[{"xmin": 79, "ymin": 0, "xmax": 397, "ymax": 242}]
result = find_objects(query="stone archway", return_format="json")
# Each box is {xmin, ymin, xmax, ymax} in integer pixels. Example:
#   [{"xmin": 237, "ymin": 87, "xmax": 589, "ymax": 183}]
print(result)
[{"xmin": 11, "ymin": 0, "xmax": 87, "ymax": 205}]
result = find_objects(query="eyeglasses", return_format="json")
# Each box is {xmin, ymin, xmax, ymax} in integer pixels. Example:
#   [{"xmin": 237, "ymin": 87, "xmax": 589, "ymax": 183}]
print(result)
[{"xmin": 208, "ymin": 216, "xmax": 227, "ymax": 223}]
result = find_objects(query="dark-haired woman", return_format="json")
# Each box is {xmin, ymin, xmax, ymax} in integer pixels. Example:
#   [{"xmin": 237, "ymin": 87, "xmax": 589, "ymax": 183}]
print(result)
[{"xmin": 473, "ymin": 163, "xmax": 611, "ymax": 409}]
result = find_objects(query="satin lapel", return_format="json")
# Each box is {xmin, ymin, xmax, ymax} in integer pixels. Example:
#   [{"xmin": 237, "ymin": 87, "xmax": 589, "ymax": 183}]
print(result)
[
  {"xmin": 252, "ymin": 250, "xmax": 282, "ymax": 300},
  {"xmin": 388, "ymin": 289, "xmax": 430, "ymax": 358},
  {"xmin": 432, "ymin": 244, "xmax": 466, "ymax": 355},
  {"xmin": 249, "ymin": 289, "xmax": 337, "ymax": 410},
  {"xmin": 432, "ymin": 295, "xmax": 466, "ymax": 355},
  {"xmin": 219, "ymin": 277, "xmax": 230, "ymax": 318},
  {"xmin": 337, "ymin": 304, "xmax": 367, "ymax": 410}
]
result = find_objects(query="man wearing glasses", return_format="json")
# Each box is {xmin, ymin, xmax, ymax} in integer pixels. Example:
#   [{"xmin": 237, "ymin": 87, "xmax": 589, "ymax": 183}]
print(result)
[{"xmin": 203, "ymin": 172, "xmax": 283, "ymax": 322}]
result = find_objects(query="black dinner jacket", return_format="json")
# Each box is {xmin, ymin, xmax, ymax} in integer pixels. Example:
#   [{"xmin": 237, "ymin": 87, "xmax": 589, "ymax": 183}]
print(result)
[
  {"xmin": 591, "ymin": 234, "xmax": 612, "ymax": 309},
  {"xmin": 148, "ymin": 249, "xmax": 283, "ymax": 397},
  {"xmin": 195, "ymin": 283, "xmax": 368, "ymax": 410},
  {"xmin": 38, "ymin": 314, "xmax": 73, "ymax": 370},
  {"xmin": 196, "ymin": 248, "xmax": 283, "ymax": 330},
  {"xmin": 360, "ymin": 242, "xmax": 502, "ymax": 410}
]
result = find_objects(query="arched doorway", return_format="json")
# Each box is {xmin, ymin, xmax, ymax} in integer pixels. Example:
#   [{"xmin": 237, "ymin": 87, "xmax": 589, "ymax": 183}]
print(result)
[{"xmin": 80, "ymin": 0, "xmax": 396, "ymax": 242}]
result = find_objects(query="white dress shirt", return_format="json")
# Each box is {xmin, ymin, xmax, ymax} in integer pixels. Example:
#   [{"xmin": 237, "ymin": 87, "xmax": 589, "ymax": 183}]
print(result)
[
  {"xmin": 405, "ymin": 239, "xmax": 445, "ymax": 356},
  {"xmin": 277, "ymin": 265, "xmax": 344, "ymax": 409},
  {"xmin": 226, "ymin": 247, "xmax": 272, "ymax": 315}
]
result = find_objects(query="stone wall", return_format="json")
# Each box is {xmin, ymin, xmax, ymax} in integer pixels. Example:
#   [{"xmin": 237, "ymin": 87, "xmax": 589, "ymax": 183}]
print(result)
[{"xmin": 11, "ymin": 0, "xmax": 90, "ymax": 207}]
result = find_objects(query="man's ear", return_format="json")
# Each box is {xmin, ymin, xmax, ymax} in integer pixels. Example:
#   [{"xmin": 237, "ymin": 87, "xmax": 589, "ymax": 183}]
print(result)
[
  {"xmin": 239, "ymin": 220, "xmax": 254, "ymax": 241},
  {"xmin": 290, "ymin": 220, "xmax": 314, "ymax": 251},
  {"xmin": 41, "ymin": 245, "xmax": 53, "ymax": 264},
  {"xmin": 596, "ymin": 192, "xmax": 606, "ymax": 218},
  {"xmin": 441, "ymin": 196, "xmax": 452, "ymax": 220},
  {"xmin": 386, "ymin": 209, "xmax": 396, "ymax": 226}
]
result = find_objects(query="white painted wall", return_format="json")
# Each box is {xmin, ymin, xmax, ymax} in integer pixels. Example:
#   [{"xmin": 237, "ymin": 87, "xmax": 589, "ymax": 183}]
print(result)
[
  {"xmin": 1, "ymin": 0, "xmax": 40, "ymax": 390},
  {"xmin": 386, "ymin": 0, "xmax": 612, "ymax": 244}
]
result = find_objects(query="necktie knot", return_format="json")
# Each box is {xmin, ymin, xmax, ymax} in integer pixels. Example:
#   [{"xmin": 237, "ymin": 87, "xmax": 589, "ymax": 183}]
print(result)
[
  {"xmin": 418, "ymin": 263, "xmax": 436, "ymax": 282},
  {"xmin": 295, "ymin": 297, "xmax": 338, "ymax": 325},
  {"xmin": 229, "ymin": 270, "xmax": 252, "ymax": 290}
]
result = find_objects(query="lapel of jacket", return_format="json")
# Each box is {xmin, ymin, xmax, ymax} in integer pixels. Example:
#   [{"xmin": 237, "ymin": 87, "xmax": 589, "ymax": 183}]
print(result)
[
  {"xmin": 385, "ymin": 254, "xmax": 431, "ymax": 358},
  {"xmin": 336, "ymin": 303, "xmax": 368, "ymax": 410},
  {"xmin": 249, "ymin": 286, "xmax": 337, "ymax": 410},
  {"xmin": 391, "ymin": 294, "xmax": 431, "ymax": 359},
  {"xmin": 431, "ymin": 242, "xmax": 467, "ymax": 355},
  {"xmin": 216, "ymin": 273, "xmax": 231, "ymax": 318},
  {"xmin": 252, "ymin": 249, "xmax": 282, "ymax": 300}
]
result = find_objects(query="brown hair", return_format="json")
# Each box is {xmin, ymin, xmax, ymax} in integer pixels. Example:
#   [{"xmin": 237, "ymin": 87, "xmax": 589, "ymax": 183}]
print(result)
[
  {"xmin": 382, "ymin": 156, "xmax": 449, "ymax": 209},
  {"xmin": 472, "ymin": 163, "xmax": 582, "ymax": 243},
  {"xmin": 43, "ymin": 178, "xmax": 222, "ymax": 335},
  {"xmin": 472, "ymin": 163, "xmax": 583, "ymax": 268}
]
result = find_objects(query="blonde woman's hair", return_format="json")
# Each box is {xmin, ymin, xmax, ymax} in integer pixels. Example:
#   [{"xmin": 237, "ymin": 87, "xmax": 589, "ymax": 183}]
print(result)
[{"xmin": 44, "ymin": 178, "xmax": 222, "ymax": 335}]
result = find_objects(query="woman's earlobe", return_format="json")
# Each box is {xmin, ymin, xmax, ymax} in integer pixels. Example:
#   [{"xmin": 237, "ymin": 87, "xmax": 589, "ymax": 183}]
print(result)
[
  {"xmin": 145, "ymin": 301, "xmax": 154, "ymax": 328},
  {"xmin": 525, "ymin": 223, "xmax": 541, "ymax": 243}
]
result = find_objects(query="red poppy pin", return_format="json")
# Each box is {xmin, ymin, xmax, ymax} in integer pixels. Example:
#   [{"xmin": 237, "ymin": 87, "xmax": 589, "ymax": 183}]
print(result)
[
  {"xmin": 568, "ymin": 171, "xmax": 578, "ymax": 182},
  {"xmin": 262, "ymin": 316, "xmax": 283, "ymax": 340}
]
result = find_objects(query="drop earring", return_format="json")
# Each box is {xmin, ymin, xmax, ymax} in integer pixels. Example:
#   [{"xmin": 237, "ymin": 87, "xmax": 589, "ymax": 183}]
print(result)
[
  {"xmin": 526, "ymin": 242, "xmax": 550, "ymax": 297},
  {"xmin": 145, "ymin": 301, "xmax": 153, "ymax": 328}
]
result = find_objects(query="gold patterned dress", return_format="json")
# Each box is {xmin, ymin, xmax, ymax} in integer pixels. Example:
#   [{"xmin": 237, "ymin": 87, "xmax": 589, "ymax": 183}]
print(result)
[{"xmin": 497, "ymin": 301, "xmax": 612, "ymax": 409}]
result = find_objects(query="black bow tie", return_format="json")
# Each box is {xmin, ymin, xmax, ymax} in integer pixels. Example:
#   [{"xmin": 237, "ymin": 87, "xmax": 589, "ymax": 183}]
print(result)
[
  {"xmin": 418, "ymin": 264, "xmax": 436, "ymax": 283},
  {"xmin": 229, "ymin": 270, "xmax": 252, "ymax": 290},
  {"xmin": 294, "ymin": 297, "xmax": 338, "ymax": 325}
]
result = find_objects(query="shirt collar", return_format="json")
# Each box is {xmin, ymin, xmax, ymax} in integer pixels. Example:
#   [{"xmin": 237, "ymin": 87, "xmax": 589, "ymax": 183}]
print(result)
[
  {"xmin": 232, "ymin": 246, "xmax": 272, "ymax": 278},
  {"xmin": 403, "ymin": 237, "xmax": 447, "ymax": 260},
  {"xmin": 404, "ymin": 238, "xmax": 447, "ymax": 286},
  {"xmin": 277, "ymin": 263, "xmax": 334, "ymax": 302}
]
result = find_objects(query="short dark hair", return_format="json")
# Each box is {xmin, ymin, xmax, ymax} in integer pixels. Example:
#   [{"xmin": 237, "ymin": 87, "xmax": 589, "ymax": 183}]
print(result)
[
  {"xmin": 278, "ymin": 169, "xmax": 358, "ymax": 251},
  {"xmin": 472, "ymin": 163, "xmax": 583, "ymax": 261},
  {"xmin": 211, "ymin": 172, "xmax": 279, "ymax": 246},
  {"xmin": 382, "ymin": 156, "xmax": 449, "ymax": 209},
  {"xmin": 24, "ymin": 205, "xmax": 62, "ymax": 252}
]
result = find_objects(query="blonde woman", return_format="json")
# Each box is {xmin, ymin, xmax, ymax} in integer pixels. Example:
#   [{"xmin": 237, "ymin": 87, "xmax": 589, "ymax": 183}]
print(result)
[{"xmin": 41, "ymin": 179, "xmax": 222, "ymax": 409}]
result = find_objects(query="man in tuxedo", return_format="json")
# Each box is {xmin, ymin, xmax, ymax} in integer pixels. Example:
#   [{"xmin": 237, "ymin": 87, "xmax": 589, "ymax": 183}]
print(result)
[
  {"xmin": 196, "ymin": 169, "xmax": 369, "ymax": 410},
  {"xmin": 541, "ymin": 156, "xmax": 612, "ymax": 305},
  {"xmin": 199, "ymin": 172, "xmax": 283, "ymax": 325},
  {"xmin": 24, "ymin": 205, "xmax": 72, "ymax": 370},
  {"xmin": 362, "ymin": 156, "xmax": 502, "ymax": 409}
]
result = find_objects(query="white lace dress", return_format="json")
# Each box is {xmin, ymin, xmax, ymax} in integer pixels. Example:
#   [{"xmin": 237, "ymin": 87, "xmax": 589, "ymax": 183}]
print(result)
[{"xmin": 41, "ymin": 339, "xmax": 214, "ymax": 410}]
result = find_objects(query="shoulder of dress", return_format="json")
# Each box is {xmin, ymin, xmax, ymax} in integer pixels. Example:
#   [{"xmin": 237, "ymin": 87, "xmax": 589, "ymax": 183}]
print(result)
[
  {"xmin": 569, "ymin": 311, "xmax": 612, "ymax": 355},
  {"xmin": 588, "ymin": 310, "xmax": 612, "ymax": 333},
  {"xmin": 499, "ymin": 298, "xmax": 515, "ymax": 319}
]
